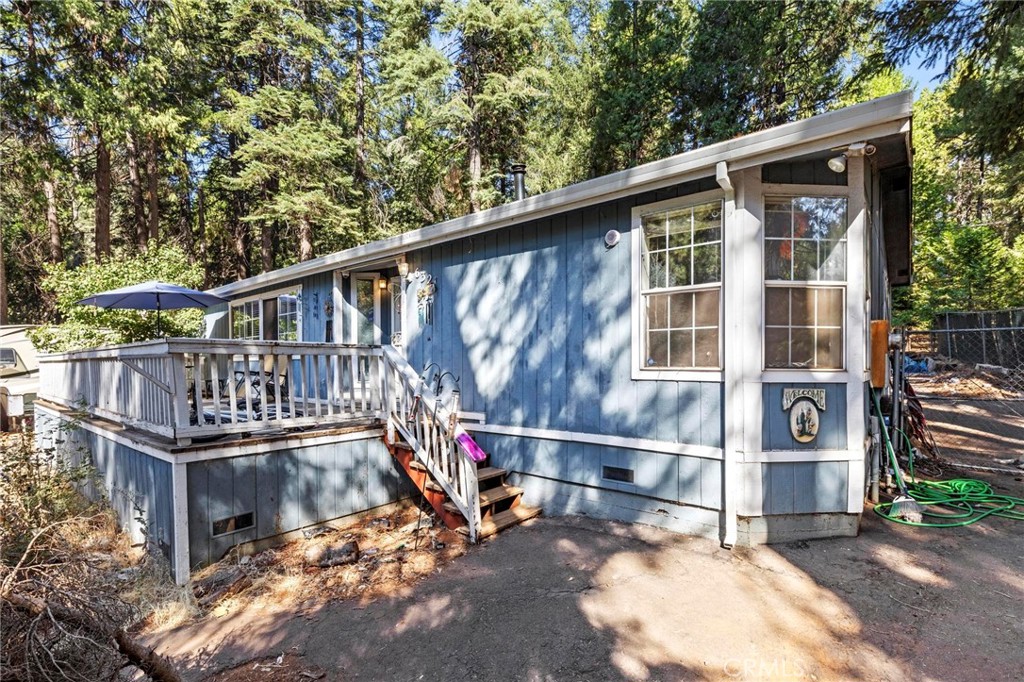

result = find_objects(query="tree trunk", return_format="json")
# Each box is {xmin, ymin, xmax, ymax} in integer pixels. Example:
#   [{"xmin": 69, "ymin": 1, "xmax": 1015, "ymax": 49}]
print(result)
[
  {"xmin": 262, "ymin": 222, "xmax": 275, "ymax": 272},
  {"xmin": 95, "ymin": 132, "xmax": 112, "ymax": 260},
  {"xmin": 147, "ymin": 134, "xmax": 160, "ymax": 243},
  {"xmin": 0, "ymin": 222, "xmax": 7, "ymax": 325},
  {"xmin": 43, "ymin": 175, "xmax": 62, "ymax": 263},
  {"xmin": 354, "ymin": 0, "xmax": 367, "ymax": 187},
  {"xmin": 126, "ymin": 131, "xmax": 147, "ymax": 249},
  {"xmin": 228, "ymin": 132, "xmax": 250, "ymax": 279},
  {"xmin": 197, "ymin": 186, "xmax": 208, "ymax": 288},
  {"xmin": 299, "ymin": 216, "xmax": 313, "ymax": 261}
]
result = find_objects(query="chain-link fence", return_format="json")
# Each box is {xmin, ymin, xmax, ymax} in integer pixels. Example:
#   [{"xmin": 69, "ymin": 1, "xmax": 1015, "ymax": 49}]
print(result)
[{"xmin": 904, "ymin": 326, "xmax": 1024, "ymax": 469}]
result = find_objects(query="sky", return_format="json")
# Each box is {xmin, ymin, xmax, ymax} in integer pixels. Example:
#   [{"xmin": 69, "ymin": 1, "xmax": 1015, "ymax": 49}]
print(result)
[{"xmin": 901, "ymin": 52, "xmax": 949, "ymax": 94}]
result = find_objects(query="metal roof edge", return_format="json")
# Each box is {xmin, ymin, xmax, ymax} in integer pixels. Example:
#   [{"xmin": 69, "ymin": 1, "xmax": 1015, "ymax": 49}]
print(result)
[{"xmin": 211, "ymin": 90, "xmax": 913, "ymax": 298}]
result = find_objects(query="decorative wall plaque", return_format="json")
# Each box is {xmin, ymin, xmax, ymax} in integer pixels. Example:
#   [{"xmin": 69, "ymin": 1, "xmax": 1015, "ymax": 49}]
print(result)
[{"xmin": 782, "ymin": 388, "xmax": 826, "ymax": 444}]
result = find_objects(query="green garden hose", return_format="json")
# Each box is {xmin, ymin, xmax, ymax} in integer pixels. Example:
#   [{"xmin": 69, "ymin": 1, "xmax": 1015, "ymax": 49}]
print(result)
[
  {"xmin": 871, "ymin": 392, "xmax": 1024, "ymax": 527},
  {"xmin": 874, "ymin": 477, "xmax": 1024, "ymax": 527}
]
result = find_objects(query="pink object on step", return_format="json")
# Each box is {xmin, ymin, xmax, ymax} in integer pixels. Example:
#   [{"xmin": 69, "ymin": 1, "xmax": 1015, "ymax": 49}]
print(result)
[{"xmin": 455, "ymin": 431, "xmax": 488, "ymax": 462}]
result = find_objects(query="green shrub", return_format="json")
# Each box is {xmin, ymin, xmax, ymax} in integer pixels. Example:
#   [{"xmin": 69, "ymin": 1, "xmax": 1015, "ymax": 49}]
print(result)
[{"xmin": 28, "ymin": 244, "xmax": 206, "ymax": 353}]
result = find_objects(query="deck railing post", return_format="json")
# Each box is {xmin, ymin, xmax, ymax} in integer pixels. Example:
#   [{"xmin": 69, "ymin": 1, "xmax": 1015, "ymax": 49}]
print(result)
[{"xmin": 168, "ymin": 352, "xmax": 192, "ymax": 445}]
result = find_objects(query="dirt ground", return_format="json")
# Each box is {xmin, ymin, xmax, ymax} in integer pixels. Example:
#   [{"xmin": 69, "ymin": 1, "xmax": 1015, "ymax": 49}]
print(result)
[{"xmin": 145, "ymin": 463, "xmax": 1024, "ymax": 682}]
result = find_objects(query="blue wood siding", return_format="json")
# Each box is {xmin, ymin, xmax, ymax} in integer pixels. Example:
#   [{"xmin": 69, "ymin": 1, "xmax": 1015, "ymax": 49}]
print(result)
[
  {"xmin": 35, "ymin": 412, "xmax": 175, "ymax": 565},
  {"xmin": 762, "ymin": 383, "xmax": 847, "ymax": 450},
  {"xmin": 761, "ymin": 461, "xmax": 848, "ymax": 514},
  {"xmin": 187, "ymin": 433, "xmax": 409, "ymax": 568},
  {"xmin": 470, "ymin": 432, "xmax": 722, "ymax": 511},
  {"xmin": 405, "ymin": 178, "xmax": 723, "ymax": 449}
]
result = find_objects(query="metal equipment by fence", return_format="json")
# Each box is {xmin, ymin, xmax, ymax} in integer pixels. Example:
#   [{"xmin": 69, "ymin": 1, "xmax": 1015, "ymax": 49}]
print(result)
[{"xmin": 903, "ymin": 325, "xmax": 1024, "ymax": 467}]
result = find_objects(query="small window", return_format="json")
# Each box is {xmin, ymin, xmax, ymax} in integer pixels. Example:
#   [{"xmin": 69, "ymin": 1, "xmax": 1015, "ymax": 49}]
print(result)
[
  {"xmin": 212, "ymin": 511, "xmax": 255, "ymax": 537},
  {"xmin": 764, "ymin": 196, "xmax": 848, "ymax": 369},
  {"xmin": 231, "ymin": 300, "xmax": 261, "ymax": 340},
  {"xmin": 0, "ymin": 348, "xmax": 16, "ymax": 367}
]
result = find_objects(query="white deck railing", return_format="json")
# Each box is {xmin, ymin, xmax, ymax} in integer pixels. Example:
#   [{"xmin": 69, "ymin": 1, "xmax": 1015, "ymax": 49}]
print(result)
[
  {"xmin": 38, "ymin": 338, "xmax": 384, "ymax": 444},
  {"xmin": 381, "ymin": 345, "xmax": 482, "ymax": 542}
]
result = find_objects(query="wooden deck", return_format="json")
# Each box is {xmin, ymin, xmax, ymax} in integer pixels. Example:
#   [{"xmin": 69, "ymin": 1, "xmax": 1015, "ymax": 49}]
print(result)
[{"xmin": 37, "ymin": 338, "xmax": 386, "ymax": 445}]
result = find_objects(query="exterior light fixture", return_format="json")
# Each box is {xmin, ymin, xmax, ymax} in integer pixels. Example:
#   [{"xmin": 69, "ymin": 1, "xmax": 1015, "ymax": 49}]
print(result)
[
  {"xmin": 378, "ymin": 278, "xmax": 388, "ymax": 290},
  {"xmin": 828, "ymin": 154, "xmax": 847, "ymax": 173},
  {"xmin": 397, "ymin": 259, "xmax": 410, "ymax": 279}
]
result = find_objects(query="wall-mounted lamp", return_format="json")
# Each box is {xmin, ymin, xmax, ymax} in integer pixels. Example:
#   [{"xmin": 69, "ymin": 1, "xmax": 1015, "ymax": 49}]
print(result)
[
  {"xmin": 397, "ymin": 259, "xmax": 410, "ymax": 279},
  {"xmin": 827, "ymin": 154, "xmax": 847, "ymax": 174},
  {"xmin": 378, "ymin": 278, "xmax": 388, "ymax": 290},
  {"xmin": 828, "ymin": 141, "xmax": 876, "ymax": 174}
]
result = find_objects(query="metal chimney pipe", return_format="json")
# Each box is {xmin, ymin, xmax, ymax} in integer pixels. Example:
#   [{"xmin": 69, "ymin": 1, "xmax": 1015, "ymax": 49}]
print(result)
[{"xmin": 511, "ymin": 163, "xmax": 527, "ymax": 201}]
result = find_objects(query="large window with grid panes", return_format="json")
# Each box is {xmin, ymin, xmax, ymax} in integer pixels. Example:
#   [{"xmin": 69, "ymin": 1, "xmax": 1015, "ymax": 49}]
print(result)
[
  {"xmin": 636, "ymin": 196, "xmax": 723, "ymax": 372},
  {"xmin": 764, "ymin": 195, "xmax": 847, "ymax": 369}
]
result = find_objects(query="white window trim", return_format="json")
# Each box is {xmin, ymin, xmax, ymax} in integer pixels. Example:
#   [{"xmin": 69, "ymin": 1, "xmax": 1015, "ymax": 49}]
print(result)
[
  {"xmin": 228, "ymin": 284, "xmax": 303, "ymax": 341},
  {"xmin": 630, "ymin": 188, "xmax": 725, "ymax": 382},
  {"xmin": 347, "ymin": 272, "xmax": 382, "ymax": 345},
  {"xmin": 761, "ymin": 187, "xmax": 851, "ymax": 372}
]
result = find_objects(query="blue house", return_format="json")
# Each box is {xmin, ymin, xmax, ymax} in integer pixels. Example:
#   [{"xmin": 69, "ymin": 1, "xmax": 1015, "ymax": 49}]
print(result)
[{"xmin": 36, "ymin": 92, "xmax": 913, "ymax": 583}]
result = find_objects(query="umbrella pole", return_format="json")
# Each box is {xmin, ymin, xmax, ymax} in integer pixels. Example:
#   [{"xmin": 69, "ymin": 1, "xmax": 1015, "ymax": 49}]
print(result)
[{"xmin": 157, "ymin": 301, "xmax": 162, "ymax": 336}]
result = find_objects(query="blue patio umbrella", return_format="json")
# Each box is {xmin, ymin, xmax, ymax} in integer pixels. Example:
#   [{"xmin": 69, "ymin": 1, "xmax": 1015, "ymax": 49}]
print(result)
[{"xmin": 76, "ymin": 280, "xmax": 229, "ymax": 334}]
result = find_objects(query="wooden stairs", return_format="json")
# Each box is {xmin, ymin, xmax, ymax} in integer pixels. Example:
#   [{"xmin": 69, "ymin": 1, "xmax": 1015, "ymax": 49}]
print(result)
[{"xmin": 384, "ymin": 438, "xmax": 542, "ymax": 540}]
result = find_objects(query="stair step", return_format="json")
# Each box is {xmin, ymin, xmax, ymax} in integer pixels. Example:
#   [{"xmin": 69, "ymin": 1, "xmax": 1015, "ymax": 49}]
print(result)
[
  {"xmin": 392, "ymin": 441, "xmax": 414, "ymax": 452},
  {"xmin": 441, "ymin": 485, "xmax": 522, "ymax": 514},
  {"xmin": 457, "ymin": 505, "xmax": 543, "ymax": 538},
  {"xmin": 408, "ymin": 460, "xmax": 428, "ymax": 472},
  {"xmin": 476, "ymin": 466, "xmax": 506, "ymax": 482},
  {"xmin": 478, "ymin": 485, "xmax": 523, "ymax": 506},
  {"xmin": 424, "ymin": 480, "xmax": 443, "ymax": 493}
]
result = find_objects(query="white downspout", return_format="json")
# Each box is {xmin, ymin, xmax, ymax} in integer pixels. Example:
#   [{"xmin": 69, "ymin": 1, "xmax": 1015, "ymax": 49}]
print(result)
[{"xmin": 717, "ymin": 161, "xmax": 739, "ymax": 548}]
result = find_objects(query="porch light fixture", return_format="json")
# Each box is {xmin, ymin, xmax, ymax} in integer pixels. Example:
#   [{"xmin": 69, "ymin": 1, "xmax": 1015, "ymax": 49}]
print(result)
[
  {"xmin": 828, "ymin": 141, "xmax": 876, "ymax": 174},
  {"xmin": 378, "ymin": 278, "xmax": 388, "ymax": 290},
  {"xmin": 397, "ymin": 258, "xmax": 410, "ymax": 279},
  {"xmin": 827, "ymin": 154, "xmax": 847, "ymax": 174}
]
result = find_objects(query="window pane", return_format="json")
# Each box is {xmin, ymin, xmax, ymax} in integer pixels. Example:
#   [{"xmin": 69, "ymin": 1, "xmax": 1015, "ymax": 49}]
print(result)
[
  {"xmin": 793, "ymin": 240, "xmax": 819, "ymax": 281},
  {"xmin": 667, "ymin": 249, "xmax": 690, "ymax": 288},
  {"xmin": 820, "ymin": 241, "xmax": 846, "ymax": 280},
  {"xmin": 669, "ymin": 330, "xmax": 692, "ymax": 367},
  {"xmin": 797, "ymin": 196, "xmax": 847, "ymax": 240},
  {"xmin": 644, "ymin": 214, "xmax": 666, "ymax": 252},
  {"xmin": 790, "ymin": 328, "xmax": 815, "ymax": 367},
  {"xmin": 692, "ymin": 244, "xmax": 720, "ymax": 284},
  {"xmin": 647, "ymin": 251, "xmax": 667, "ymax": 288},
  {"xmin": 694, "ymin": 289, "xmax": 719, "ymax": 327},
  {"xmin": 669, "ymin": 292, "xmax": 692, "ymax": 329},
  {"xmin": 816, "ymin": 288, "xmax": 844, "ymax": 327},
  {"xmin": 765, "ymin": 210, "xmax": 790, "ymax": 238},
  {"xmin": 693, "ymin": 203, "xmax": 721, "ymax": 243},
  {"xmin": 765, "ymin": 288, "xmax": 789, "ymax": 326},
  {"xmin": 667, "ymin": 210, "xmax": 691, "ymax": 249},
  {"xmin": 765, "ymin": 240, "xmax": 792, "ymax": 280},
  {"xmin": 765, "ymin": 328, "xmax": 790, "ymax": 367},
  {"xmin": 647, "ymin": 330, "xmax": 669, "ymax": 367},
  {"xmin": 648, "ymin": 294, "xmax": 669, "ymax": 329},
  {"xmin": 790, "ymin": 288, "xmax": 813, "ymax": 326},
  {"xmin": 694, "ymin": 329, "xmax": 719, "ymax": 367},
  {"xmin": 817, "ymin": 328, "xmax": 843, "ymax": 368}
]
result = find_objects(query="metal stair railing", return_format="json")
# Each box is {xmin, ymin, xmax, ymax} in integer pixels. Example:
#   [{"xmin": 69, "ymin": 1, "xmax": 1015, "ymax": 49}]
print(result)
[{"xmin": 380, "ymin": 345, "xmax": 482, "ymax": 542}]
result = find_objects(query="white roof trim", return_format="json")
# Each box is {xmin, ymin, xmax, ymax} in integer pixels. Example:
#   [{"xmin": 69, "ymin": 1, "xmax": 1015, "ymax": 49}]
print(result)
[{"xmin": 211, "ymin": 91, "xmax": 913, "ymax": 298}]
